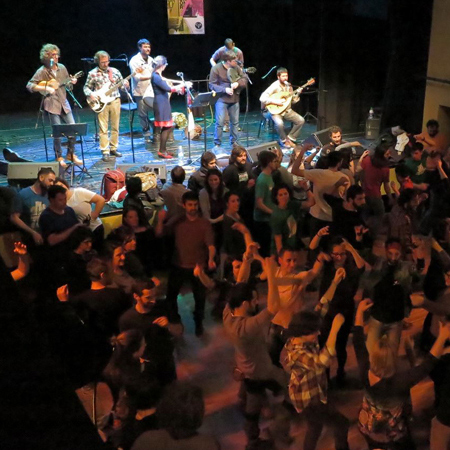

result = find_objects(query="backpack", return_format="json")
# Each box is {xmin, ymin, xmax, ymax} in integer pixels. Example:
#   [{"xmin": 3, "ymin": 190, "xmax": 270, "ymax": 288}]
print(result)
[{"xmin": 101, "ymin": 169, "xmax": 125, "ymax": 201}]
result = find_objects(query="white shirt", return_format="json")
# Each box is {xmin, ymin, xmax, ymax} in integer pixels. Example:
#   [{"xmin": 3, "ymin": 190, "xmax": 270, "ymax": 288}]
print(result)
[
  {"xmin": 67, "ymin": 188, "xmax": 102, "ymax": 231},
  {"xmin": 129, "ymin": 52, "xmax": 154, "ymax": 97},
  {"xmin": 304, "ymin": 169, "xmax": 349, "ymax": 221}
]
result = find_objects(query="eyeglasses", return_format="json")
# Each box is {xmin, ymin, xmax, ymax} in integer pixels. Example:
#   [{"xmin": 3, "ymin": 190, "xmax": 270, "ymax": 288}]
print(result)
[{"xmin": 331, "ymin": 252, "xmax": 347, "ymax": 258}]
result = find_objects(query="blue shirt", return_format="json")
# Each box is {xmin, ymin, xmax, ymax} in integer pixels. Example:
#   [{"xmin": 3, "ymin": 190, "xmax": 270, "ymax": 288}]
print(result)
[{"xmin": 14, "ymin": 187, "xmax": 49, "ymax": 230}]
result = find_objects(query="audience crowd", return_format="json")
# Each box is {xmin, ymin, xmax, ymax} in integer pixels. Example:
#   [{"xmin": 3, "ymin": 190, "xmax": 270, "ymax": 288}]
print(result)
[{"xmin": 3, "ymin": 120, "xmax": 450, "ymax": 450}]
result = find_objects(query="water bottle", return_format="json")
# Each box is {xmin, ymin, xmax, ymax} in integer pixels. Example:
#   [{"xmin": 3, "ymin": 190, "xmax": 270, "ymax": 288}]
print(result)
[
  {"xmin": 178, "ymin": 145, "xmax": 185, "ymax": 165},
  {"xmin": 368, "ymin": 107, "xmax": 374, "ymax": 119}
]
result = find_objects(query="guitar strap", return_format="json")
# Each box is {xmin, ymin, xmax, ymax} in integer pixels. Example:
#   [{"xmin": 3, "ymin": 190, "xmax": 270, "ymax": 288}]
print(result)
[{"xmin": 107, "ymin": 68, "xmax": 115, "ymax": 83}]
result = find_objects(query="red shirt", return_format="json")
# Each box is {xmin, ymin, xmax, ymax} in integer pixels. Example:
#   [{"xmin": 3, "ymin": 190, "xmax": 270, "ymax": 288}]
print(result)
[
  {"xmin": 361, "ymin": 156, "xmax": 390, "ymax": 198},
  {"xmin": 173, "ymin": 216, "xmax": 214, "ymax": 269}
]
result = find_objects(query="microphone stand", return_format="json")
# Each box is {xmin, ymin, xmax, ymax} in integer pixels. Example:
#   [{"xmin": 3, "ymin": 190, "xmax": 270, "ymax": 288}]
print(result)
[
  {"xmin": 122, "ymin": 85, "xmax": 137, "ymax": 163},
  {"xmin": 177, "ymin": 72, "xmax": 195, "ymax": 164},
  {"xmin": 242, "ymin": 69, "xmax": 253, "ymax": 148},
  {"xmin": 35, "ymin": 89, "xmax": 50, "ymax": 162}
]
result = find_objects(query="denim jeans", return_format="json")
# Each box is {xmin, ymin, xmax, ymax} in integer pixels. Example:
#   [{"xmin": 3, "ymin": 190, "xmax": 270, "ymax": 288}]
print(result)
[
  {"xmin": 48, "ymin": 111, "xmax": 76, "ymax": 158},
  {"xmin": 214, "ymin": 100, "xmax": 239, "ymax": 146}
]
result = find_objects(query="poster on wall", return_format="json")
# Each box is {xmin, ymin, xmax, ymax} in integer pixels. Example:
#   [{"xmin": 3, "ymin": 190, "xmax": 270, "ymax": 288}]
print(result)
[{"xmin": 167, "ymin": 0, "xmax": 205, "ymax": 35}]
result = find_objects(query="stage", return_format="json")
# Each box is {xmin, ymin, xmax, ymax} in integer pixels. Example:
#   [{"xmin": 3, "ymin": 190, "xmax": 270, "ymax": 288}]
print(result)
[{"xmin": 0, "ymin": 102, "xmax": 320, "ymax": 191}]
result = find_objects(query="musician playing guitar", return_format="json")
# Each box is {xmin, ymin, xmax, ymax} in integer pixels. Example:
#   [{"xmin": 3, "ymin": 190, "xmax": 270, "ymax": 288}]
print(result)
[
  {"xmin": 83, "ymin": 51, "xmax": 129, "ymax": 162},
  {"xmin": 209, "ymin": 50, "xmax": 247, "ymax": 150},
  {"xmin": 27, "ymin": 44, "xmax": 82, "ymax": 167},
  {"xmin": 259, "ymin": 67, "xmax": 306, "ymax": 149}
]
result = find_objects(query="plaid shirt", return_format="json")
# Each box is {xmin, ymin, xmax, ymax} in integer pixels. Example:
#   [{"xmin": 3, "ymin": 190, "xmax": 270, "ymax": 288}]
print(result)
[
  {"xmin": 281, "ymin": 296, "xmax": 333, "ymax": 414},
  {"xmin": 83, "ymin": 67, "xmax": 123, "ymax": 99},
  {"xmin": 282, "ymin": 337, "xmax": 334, "ymax": 413}
]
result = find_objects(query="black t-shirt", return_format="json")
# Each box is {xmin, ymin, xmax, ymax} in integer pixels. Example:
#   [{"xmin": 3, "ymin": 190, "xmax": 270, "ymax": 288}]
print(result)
[
  {"xmin": 222, "ymin": 214, "xmax": 246, "ymax": 258},
  {"xmin": 319, "ymin": 259, "xmax": 364, "ymax": 316},
  {"xmin": 324, "ymin": 194, "xmax": 368, "ymax": 247},
  {"xmin": 63, "ymin": 252, "xmax": 92, "ymax": 296},
  {"xmin": 0, "ymin": 187, "xmax": 17, "ymax": 234},
  {"xmin": 371, "ymin": 265, "xmax": 408, "ymax": 323},
  {"xmin": 223, "ymin": 162, "xmax": 254, "ymax": 194},
  {"xmin": 119, "ymin": 303, "xmax": 174, "ymax": 358},
  {"xmin": 70, "ymin": 287, "xmax": 131, "ymax": 338}
]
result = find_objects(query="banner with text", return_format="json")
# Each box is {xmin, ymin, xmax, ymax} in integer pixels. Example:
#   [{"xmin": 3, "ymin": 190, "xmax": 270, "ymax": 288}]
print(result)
[{"xmin": 167, "ymin": 0, "xmax": 205, "ymax": 35}]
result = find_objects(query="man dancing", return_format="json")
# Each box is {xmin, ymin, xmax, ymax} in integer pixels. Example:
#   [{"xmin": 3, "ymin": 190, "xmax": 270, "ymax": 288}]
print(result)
[
  {"xmin": 129, "ymin": 38, "xmax": 155, "ymax": 140},
  {"xmin": 84, "ymin": 51, "xmax": 128, "ymax": 162},
  {"xmin": 27, "ymin": 44, "xmax": 81, "ymax": 168},
  {"xmin": 209, "ymin": 51, "xmax": 247, "ymax": 150},
  {"xmin": 260, "ymin": 67, "xmax": 305, "ymax": 149}
]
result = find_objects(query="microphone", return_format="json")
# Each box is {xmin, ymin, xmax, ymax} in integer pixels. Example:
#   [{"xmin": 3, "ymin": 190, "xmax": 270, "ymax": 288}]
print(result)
[
  {"xmin": 284, "ymin": 81, "xmax": 291, "ymax": 86},
  {"xmin": 176, "ymin": 72, "xmax": 184, "ymax": 77},
  {"xmin": 50, "ymin": 58, "xmax": 54, "ymax": 67}
]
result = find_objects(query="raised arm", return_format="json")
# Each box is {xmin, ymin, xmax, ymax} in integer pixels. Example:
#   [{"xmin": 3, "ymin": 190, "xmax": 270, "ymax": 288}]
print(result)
[
  {"xmin": 343, "ymin": 238, "xmax": 369, "ymax": 270},
  {"xmin": 315, "ymin": 267, "xmax": 346, "ymax": 317},
  {"xmin": 263, "ymin": 257, "xmax": 280, "ymax": 314},
  {"xmin": 10, "ymin": 242, "xmax": 30, "ymax": 281},
  {"xmin": 291, "ymin": 144, "xmax": 313, "ymax": 177}
]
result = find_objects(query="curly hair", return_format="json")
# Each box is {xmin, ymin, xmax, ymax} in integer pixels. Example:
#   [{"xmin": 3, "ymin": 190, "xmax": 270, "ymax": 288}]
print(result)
[{"xmin": 40, "ymin": 44, "xmax": 60, "ymax": 63}]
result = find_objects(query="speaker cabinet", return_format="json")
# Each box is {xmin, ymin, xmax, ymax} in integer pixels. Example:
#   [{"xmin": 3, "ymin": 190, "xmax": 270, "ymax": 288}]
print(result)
[{"xmin": 7, "ymin": 162, "xmax": 63, "ymax": 188}]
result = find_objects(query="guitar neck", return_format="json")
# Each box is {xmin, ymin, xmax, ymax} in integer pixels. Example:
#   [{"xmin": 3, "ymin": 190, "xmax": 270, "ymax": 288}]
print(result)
[{"xmin": 105, "ymin": 73, "xmax": 133, "ymax": 96}]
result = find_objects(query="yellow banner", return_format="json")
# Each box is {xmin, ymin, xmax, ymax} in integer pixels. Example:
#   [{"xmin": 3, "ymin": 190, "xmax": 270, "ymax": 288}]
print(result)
[{"xmin": 167, "ymin": 0, "xmax": 205, "ymax": 35}]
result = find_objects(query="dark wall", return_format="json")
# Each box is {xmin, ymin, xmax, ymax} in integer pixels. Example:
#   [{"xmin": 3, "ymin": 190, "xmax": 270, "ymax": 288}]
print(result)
[
  {"xmin": 0, "ymin": 0, "xmax": 433, "ymax": 134},
  {"xmin": 317, "ymin": 0, "xmax": 390, "ymax": 132}
]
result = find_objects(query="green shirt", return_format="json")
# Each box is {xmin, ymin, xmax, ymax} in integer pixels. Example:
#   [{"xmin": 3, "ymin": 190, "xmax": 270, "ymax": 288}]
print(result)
[
  {"xmin": 270, "ymin": 201, "xmax": 300, "ymax": 253},
  {"xmin": 405, "ymin": 155, "xmax": 427, "ymax": 184},
  {"xmin": 254, "ymin": 172, "xmax": 275, "ymax": 222}
]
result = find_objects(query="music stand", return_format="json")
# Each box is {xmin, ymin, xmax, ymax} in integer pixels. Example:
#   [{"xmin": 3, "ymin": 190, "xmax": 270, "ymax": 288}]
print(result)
[
  {"xmin": 52, "ymin": 123, "xmax": 91, "ymax": 183},
  {"xmin": 190, "ymin": 92, "xmax": 218, "ymax": 154}
]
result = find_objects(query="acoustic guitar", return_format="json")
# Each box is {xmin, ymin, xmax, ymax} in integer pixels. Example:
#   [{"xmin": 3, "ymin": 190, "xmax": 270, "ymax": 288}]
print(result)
[
  {"xmin": 37, "ymin": 71, "xmax": 84, "ymax": 96},
  {"xmin": 266, "ymin": 77, "xmax": 315, "ymax": 115}
]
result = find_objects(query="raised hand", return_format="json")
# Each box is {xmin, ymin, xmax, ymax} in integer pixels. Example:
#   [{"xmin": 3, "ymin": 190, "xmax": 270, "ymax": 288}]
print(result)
[
  {"xmin": 333, "ymin": 267, "xmax": 346, "ymax": 284},
  {"xmin": 357, "ymin": 298, "xmax": 373, "ymax": 313},
  {"xmin": 317, "ymin": 226, "xmax": 329, "ymax": 237},
  {"xmin": 13, "ymin": 242, "xmax": 27, "ymax": 255}
]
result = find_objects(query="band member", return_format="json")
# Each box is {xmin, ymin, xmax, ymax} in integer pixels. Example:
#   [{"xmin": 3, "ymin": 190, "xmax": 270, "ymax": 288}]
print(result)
[
  {"xmin": 209, "ymin": 51, "xmax": 247, "ymax": 149},
  {"xmin": 210, "ymin": 38, "xmax": 244, "ymax": 67},
  {"xmin": 210, "ymin": 39, "xmax": 244, "ymax": 133},
  {"xmin": 129, "ymin": 39, "xmax": 155, "ymax": 140},
  {"xmin": 83, "ymin": 51, "xmax": 128, "ymax": 162},
  {"xmin": 27, "ymin": 44, "xmax": 81, "ymax": 168},
  {"xmin": 260, "ymin": 67, "xmax": 305, "ymax": 149},
  {"xmin": 151, "ymin": 56, "xmax": 185, "ymax": 159}
]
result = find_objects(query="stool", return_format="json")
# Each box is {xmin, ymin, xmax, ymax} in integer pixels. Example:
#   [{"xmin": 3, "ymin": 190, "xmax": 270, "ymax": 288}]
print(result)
[{"xmin": 121, "ymin": 103, "xmax": 138, "ymax": 162}]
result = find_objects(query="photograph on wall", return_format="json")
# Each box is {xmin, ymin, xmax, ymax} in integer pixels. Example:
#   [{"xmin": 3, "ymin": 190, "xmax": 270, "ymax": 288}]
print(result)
[{"xmin": 167, "ymin": 0, "xmax": 205, "ymax": 35}]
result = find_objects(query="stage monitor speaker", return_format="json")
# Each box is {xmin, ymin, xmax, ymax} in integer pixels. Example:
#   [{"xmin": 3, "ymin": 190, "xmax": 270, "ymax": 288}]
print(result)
[
  {"xmin": 246, "ymin": 141, "xmax": 280, "ymax": 163},
  {"xmin": 7, "ymin": 162, "xmax": 63, "ymax": 188},
  {"xmin": 116, "ymin": 163, "xmax": 167, "ymax": 182},
  {"xmin": 313, "ymin": 127, "xmax": 332, "ymax": 147}
]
